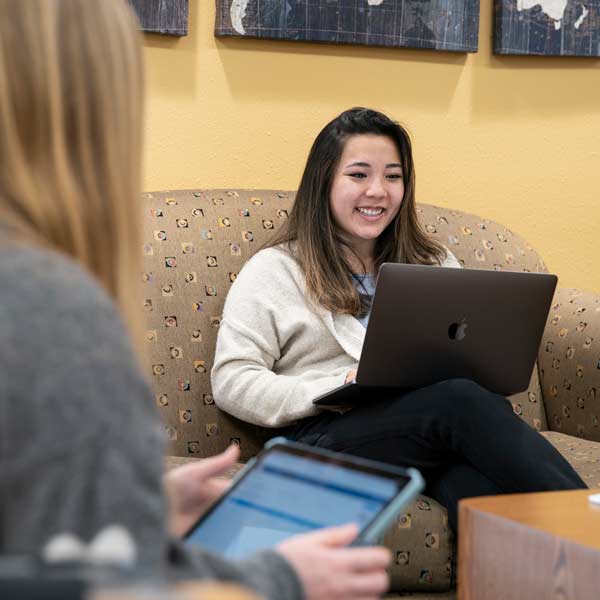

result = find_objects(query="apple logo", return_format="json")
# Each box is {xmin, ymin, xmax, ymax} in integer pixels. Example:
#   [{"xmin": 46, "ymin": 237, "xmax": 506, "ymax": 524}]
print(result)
[{"xmin": 448, "ymin": 318, "xmax": 468, "ymax": 341}]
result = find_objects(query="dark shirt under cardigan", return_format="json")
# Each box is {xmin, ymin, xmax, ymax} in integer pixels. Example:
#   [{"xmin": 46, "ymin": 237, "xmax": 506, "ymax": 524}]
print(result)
[{"xmin": 0, "ymin": 244, "xmax": 302, "ymax": 599}]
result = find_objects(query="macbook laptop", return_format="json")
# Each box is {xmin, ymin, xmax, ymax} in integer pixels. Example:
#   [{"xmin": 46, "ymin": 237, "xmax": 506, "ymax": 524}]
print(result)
[{"xmin": 313, "ymin": 263, "xmax": 557, "ymax": 407}]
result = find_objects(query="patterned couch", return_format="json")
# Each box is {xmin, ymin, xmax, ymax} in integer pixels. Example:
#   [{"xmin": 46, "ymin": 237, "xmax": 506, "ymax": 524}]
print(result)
[{"xmin": 141, "ymin": 189, "xmax": 600, "ymax": 598}]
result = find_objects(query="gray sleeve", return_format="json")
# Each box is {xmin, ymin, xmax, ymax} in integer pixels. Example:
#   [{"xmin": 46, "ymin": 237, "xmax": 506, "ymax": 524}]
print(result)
[
  {"xmin": 168, "ymin": 541, "xmax": 304, "ymax": 600},
  {"xmin": 0, "ymin": 247, "xmax": 305, "ymax": 599},
  {"xmin": 0, "ymin": 247, "xmax": 170, "ymax": 567}
]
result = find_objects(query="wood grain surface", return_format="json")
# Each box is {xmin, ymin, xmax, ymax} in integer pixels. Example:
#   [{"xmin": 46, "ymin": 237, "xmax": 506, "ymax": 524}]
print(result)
[{"xmin": 458, "ymin": 490, "xmax": 600, "ymax": 600}]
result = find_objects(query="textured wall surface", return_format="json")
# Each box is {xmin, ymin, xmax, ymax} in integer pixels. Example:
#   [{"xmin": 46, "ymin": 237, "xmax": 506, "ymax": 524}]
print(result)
[{"xmin": 142, "ymin": 0, "xmax": 600, "ymax": 293}]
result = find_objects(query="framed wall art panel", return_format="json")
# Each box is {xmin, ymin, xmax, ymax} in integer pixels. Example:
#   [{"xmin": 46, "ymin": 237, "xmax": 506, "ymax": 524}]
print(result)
[
  {"xmin": 215, "ymin": 0, "xmax": 481, "ymax": 53},
  {"xmin": 129, "ymin": 0, "xmax": 189, "ymax": 36},
  {"xmin": 494, "ymin": 0, "xmax": 600, "ymax": 56}
]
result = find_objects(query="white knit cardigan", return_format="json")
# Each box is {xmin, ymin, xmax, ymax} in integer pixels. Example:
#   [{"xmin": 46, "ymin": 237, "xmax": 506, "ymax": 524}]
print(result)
[{"xmin": 211, "ymin": 246, "xmax": 461, "ymax": 428}]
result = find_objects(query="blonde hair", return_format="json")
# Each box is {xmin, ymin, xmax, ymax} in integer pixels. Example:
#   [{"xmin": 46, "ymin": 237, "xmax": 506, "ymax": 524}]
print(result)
[{"xmin": 0, "ymin": 0, "xmax": 144, "ymax": 344}]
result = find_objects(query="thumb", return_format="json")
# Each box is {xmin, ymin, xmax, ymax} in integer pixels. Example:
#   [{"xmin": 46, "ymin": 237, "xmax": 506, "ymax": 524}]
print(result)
[
  {"xmin": 196, "ymin": 444, "xmax": 240, "ymax": 478},
  {"xmin": 298, "ymin": 523, "xmax": 359, "ymax": 548}
]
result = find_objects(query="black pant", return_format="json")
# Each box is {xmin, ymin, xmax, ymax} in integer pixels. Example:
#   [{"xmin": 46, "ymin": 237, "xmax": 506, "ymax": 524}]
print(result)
[{"xmin": 287, "ymin": 378, "xmax": 586, "ymax": 531}]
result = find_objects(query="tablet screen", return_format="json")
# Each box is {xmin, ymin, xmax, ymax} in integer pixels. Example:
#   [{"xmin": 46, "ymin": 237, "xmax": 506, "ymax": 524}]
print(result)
[{"xmin": 185, "ymin": 446, "xmax": 410, "ymax": 559}]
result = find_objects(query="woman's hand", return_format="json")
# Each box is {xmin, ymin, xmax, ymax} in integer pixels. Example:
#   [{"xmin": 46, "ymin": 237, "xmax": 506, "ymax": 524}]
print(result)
[
  {"xmin": 164, "ymin": 444, "xmax": 240, "ymax": 537},
  {"xmin": 345, "ymin": 369, "xmax": 358, "ymax": 384},
  {"xmin": 277, "ymin": 524, "xmax": 391, "ymax": 600}
]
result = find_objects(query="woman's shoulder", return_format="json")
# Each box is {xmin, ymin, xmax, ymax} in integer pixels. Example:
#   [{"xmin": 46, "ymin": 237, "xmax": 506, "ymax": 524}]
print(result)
[
  {"xmin": 0, "ymin": 243, "xmax": 118, "ymax": 320},
  {"xmin": 245, "ymin": 243, "xmax": 297, "ymax": 268},
  {"xmin": 0, "ymin": 244, "xmax": 131, "ymax": 366},
  {"xmin": 0, "ymin": 244, "xmax": 151, "ymax": 435},
  {"xmin": 224, "ymin": 244, "xmax": 305, "ymax": 311},
  {"xmin": 236, "ymin": 244, "xmax": 302, "ymax": 284}
]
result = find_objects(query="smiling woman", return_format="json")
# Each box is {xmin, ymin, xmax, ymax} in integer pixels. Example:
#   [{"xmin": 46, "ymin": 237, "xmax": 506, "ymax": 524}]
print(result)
[
  {"xmin": 329, "ymin": 134, "xmax": 405, "ymax": 274},
  {"xmin": 265, "ymin": 107, "xmax": 447, "ymax": 317},
  {"xmin": 211, "ymin": 107, "xmax": 587, "ymax": 534}
]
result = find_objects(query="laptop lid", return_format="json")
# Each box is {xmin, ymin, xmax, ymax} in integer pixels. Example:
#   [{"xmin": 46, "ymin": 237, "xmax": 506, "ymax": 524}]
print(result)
[{"xmin": 356, "ymin": 263, "xmax": 557, "ymax": 396}]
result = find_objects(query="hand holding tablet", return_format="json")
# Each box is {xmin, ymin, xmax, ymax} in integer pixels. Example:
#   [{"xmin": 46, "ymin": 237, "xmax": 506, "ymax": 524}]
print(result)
[{"xmin": 184, "ymin": 437, "xmax": 424, "ymax": 559}]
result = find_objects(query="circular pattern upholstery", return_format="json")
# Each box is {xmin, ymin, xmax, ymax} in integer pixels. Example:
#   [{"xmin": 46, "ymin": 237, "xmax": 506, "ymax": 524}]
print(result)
[
  {"xmin": 542, "ymin": 431, "xmax": 600, "ymax": 488},
  {"xmin": 539, "ymin": 288, "xmax": 600, "ymax": 442},
  {"xmin": 142, "ymin": 189, "xmax": 598, "ymax": 593}
]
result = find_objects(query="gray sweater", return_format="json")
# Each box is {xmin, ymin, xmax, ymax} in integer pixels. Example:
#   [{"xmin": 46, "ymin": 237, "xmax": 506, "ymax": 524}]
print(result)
[
  {"xmin": 212, "ymin": 245, "xmax": 461, "ymax": 427},
  {"xmin": 0, "ymin": 244, "xmax": 302, "ymax": 599}
]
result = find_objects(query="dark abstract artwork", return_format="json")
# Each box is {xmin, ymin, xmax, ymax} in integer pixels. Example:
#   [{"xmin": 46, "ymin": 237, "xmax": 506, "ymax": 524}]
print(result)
[
  {"xmin": 215, "ymin": 0, "xmax": 480, "ymax": 53},
  {"xmin": 495, "ymin": 0, "xmax": 600, "ymax": 55},
  {"xmin": 128, "ymin": 0, "xmax": 189, "ymax": 36}
]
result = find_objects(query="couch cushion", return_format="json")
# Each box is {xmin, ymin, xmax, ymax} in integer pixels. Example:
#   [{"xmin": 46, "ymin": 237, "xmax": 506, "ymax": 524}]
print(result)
[
  {"xmin": 384, "ymin": 496, "xmax": 453, "ymax": 592},
  {"xmin": 538, "ymin": 288, "xmax": 600, "ymax": 442},
  {"xmin": 541, "ymin": 431, "xmax": 600, "ymax": 488},
  {"xmin": 506, "ymin": 368, "xmax": 547, "ymax": 431},
  {"xmin": 142, "ymin": 190, "xmax": 295, "ymax": 459}
]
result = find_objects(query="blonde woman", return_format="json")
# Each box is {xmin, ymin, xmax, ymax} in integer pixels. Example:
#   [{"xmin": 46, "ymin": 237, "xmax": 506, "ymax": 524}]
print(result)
[{"xmin": 0, "ymin": 2, "xmax": 390, "ymax": 599}]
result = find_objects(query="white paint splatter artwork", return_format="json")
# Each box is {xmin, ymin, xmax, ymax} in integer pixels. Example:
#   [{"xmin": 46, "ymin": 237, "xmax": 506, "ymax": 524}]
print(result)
[
  {"xmin": 231, "ymin": 0, "xmax": 391, "ymax": 35},
  {"xmin": 230, "ymin": 0, "xmax": 250, "ymax": 35}
]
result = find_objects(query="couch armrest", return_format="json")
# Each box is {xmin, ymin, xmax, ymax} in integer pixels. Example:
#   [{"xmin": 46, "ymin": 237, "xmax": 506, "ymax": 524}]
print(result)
[{"xmin": 538, "ymin": 287, "xmax": 600, "ymax": 441}]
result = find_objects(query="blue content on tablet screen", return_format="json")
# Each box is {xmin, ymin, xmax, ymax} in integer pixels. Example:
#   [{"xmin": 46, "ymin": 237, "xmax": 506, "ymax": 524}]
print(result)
[{"xmin": 185, "ymin": 449, "xmax": 408, "ymax": 560}]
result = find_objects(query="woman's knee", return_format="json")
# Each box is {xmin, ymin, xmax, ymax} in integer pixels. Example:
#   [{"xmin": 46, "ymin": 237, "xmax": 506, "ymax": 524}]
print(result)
[
  {"xmin": 433, "ymin": 378, "xmax": 484, "ymax": 401},
  {"xmin": 431, "ymin": 378, "xmax": 510, "ymax": 415}
]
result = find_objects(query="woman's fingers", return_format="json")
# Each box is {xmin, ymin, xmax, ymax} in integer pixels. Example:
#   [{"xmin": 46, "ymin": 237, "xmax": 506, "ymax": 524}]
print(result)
[
  {"xmin": 343, "ymin": 571, "xmax": 390, "ymax": 597},
  {"xmin": 194, "ymin": 444, "xmax": 240, "ymax": 478},
  {"xmin": 202, "ymin": 478, "xmax": 232, "ymax": 502},
  {"xmin": 293, "ymin": 523, "xmax": 359, "ymax": 547},
  {"xmin": 337, "ymin": 546, "xmax": 391, "ymax": 572},
  {"xmin": 167, "ymin": 445, "xmax": 239, "ymax": 487}
]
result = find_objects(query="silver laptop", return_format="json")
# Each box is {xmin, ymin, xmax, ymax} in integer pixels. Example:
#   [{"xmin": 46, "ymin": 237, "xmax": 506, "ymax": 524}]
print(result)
[{"xmin": 313, "ymin": 263, "xmax": 557, "ymax": 407}]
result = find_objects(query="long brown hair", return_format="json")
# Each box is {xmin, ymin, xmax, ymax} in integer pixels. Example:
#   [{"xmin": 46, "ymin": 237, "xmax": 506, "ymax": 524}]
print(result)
[
  {"xmin": 0, "ymin": 0, "xmax": 144, "ymax": 345},
  {"xmin": 269, "ymin": 107, "xmax": 446, "ymax": 316}
]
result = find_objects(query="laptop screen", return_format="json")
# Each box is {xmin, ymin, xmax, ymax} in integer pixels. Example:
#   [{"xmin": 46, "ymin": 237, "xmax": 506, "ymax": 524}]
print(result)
[{"xmin": 185, "ymin": 448, "xmax": 409, "ymax": 559}]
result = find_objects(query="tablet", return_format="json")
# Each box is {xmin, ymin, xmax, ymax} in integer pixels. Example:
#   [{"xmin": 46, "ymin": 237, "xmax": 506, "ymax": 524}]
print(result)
[{"xmin": 184, "ymin": 437, "xmax": 424, "ymax": 559}]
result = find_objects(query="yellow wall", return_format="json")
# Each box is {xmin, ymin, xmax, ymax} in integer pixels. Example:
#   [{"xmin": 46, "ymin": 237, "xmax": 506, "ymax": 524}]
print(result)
[{"xmin": 143, "ymin": 0, "xmax": 600, "ymax": 293}]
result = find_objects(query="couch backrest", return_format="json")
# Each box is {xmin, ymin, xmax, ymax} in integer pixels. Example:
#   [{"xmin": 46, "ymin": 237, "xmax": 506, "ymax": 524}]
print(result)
[{"xmin": 141, "ymin": 189, "xmax": 548, "ymax": 459}]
